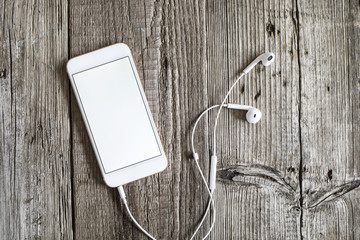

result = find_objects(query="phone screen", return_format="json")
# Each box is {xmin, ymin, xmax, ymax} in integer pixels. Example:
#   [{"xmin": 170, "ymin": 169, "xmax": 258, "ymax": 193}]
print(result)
[{"xmin": 72, "ymin": 57, "xmax": 161, "ymax": 173}]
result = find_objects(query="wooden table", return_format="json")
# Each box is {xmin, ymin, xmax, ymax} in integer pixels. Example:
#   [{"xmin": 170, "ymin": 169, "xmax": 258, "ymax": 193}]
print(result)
[{"xmin": 1, "ymin": 0, "xmax": 359, "ymax": 239}]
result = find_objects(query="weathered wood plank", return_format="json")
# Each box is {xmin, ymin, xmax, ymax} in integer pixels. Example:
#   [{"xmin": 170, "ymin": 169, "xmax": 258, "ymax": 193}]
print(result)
[
  {"xmin": 1, "ymin": 0, "xmax": 357, "ymax": 239},
  {"xmin": 70, "ymin": 0, "xmax": 360, "ymax": 239},
  {"xmin": 69, "ymin": 0, "xmax": 208, "ymax": 239},
  {"xmin": 209, "ymin": 0, "xmax": 301, "ymax": 238},
  {"xmin": 0, "ymin": 0, "xmax": 72, "ymax": 239},
  {"xmin": 297, "ymin": 0, "xmax": 360, "ymax": 238}
]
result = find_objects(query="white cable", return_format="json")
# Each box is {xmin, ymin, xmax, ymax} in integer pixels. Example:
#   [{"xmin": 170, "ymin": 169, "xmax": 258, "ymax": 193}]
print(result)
[
  {"xmin": 191, "ymin": 105, "xmax": 220, "ymax": 155},
  {"xmin": 189, "ymin": 159, "xmax": 214, "ymax": 240},
  {"xmin": 190, "ymin": 105, "xmax": 221, "ymax": 240},
  {"xmin": 116, "ymin": 100, "xmax": 237, "ymax": 240},
  {"xmin": 190, "ymin": 72, "xmax": 246, "ymax": 238},
  {"xmin": 118, "ymin": 186, "xmax": 157, "ymax": 240},
  {"xmin": 119, "ymin": 180, "xmax": 213, "ymax": 240},
  {"xmin": 189, "ymin": 193, "xmax": 213, "ymax": 240},
  {"xmin": 202, "ymin": 201, "xmax": 215, "ymax": 240},
  {"xmin": 193, "ymin": 160, "xmax": 216, "ymax": 240},
  {"xmin": 212, "ymin": 72, "xmax": 246, "ymax": 156}
]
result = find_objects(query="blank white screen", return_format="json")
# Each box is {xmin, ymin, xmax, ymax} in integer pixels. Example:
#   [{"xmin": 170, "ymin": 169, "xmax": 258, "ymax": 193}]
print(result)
[{"xmin": 73, "ymin": 57, "xmax": 161, "ymax": 173}]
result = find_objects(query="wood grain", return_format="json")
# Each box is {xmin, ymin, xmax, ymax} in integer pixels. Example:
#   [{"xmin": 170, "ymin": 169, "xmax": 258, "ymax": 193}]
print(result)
[
  {"xmin": 297, "ymin": 0, "xmax": 360, "ymax": 238},
  {"xmin": 1, "ymin": 0, "xmax": 359, "ymax": 239},
  {"xmin": 0, "ymin": 0, "xmax": 72, "ymax": 239},
  {"xmin": 208, "ymin": 0, "xmax": 302, "ymax": 239}
]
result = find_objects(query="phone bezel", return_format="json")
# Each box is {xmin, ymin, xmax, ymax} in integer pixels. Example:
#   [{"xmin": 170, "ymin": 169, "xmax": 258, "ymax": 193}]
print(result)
[{"xmin": 67, "ymin": 43, "xmax": 167, "ymax": 187}]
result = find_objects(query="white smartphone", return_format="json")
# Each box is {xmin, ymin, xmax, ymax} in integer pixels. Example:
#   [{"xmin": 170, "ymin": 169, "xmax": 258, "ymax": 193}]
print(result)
[{"xmin": 66, "ymin": 43, "xmax": 167, "ymax": 187}]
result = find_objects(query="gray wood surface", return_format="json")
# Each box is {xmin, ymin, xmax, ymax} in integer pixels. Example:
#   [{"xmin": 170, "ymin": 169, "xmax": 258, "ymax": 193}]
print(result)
[
  {"xmin": 0, "ymin": 0, "xmax": 72, "ymax": 239},
  {"xmin": 0, "ymin": 0, "xmax": 359, "ymax": 239}
]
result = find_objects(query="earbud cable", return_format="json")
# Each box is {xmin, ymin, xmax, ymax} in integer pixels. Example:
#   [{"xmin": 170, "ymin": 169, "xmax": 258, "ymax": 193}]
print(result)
[
  {"xmin": 116, "ymin": 106, "xmax": 219, "ymax": 240},
  {"xmin": 191, "ymin": 105, "xmax": 220, "ymax": 154},
  {"xmin": 190, "ymin": 105, "xmax": 221, "ymax": 239},
  {"xmin": 117, "ymin": 105, "xmax": 220, "ymax": 240},
  {"xmin": 213, "ymin": 72, "xmax": 246, "ymax": 156},
  {"xmin": 190, "ymin": 72, "xmax": 246, "ymax": 239},
  {"xmin": 117, "ymin": 71, "xmax": 246, "ymax": 239},
  {"xmin": 118, "ymin": 186, "xmax": 157, "ymax": 240},
  {"xmin": 118, "ymin": 169, "xmax": 215, "ymax": 240},
  {"xmin": 116, "ymin": 54, "xmax": 271, "ymax": 239},
  {"xmin": 190, "ymin": 161, "xmax": 215, "ymax": 240}
]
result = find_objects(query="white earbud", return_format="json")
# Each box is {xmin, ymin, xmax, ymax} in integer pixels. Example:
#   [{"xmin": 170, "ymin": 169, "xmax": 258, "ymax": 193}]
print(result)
[
  {"xmin": 242, "ymin": 52, "xmax": 275, "ymax": 74},
  {"xmin": 225, "ymin": 104, "xmax": 262, "ymax": 124},
  {"xmin": 246, "ymin": 108, "xmax": 262, "ymax": 124}
]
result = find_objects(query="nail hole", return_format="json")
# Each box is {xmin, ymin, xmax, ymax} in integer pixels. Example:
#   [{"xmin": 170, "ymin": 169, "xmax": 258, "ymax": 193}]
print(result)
[
  {"xmin": 266, "ymin": 21, "xmax": 275, "ymax": 37},
  {"xmin": 287, "ymin": 167, "xmax": 296, "ymax": 172},
  {"xmin": 240, "ymin": 84, "xmax": 245, "ymax": 93},
  {"xmin": 0, "ymin": 69, "xmax": 6, "ymax": 79},
  {"xmin": 327, "ymin": 169, "xmax": 333, "ymax": 180},
  {"xmin": 254, "ymin": 90, "xmax": 261, "ymax": 101}
]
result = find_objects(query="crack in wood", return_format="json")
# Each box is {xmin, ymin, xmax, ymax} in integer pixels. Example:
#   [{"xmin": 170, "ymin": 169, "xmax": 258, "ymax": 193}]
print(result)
[
  {"xmin": 217, "ymin": 164, "xmax": 295, "ymax": 194},
  {"xmin": 306, "ymin": 180, "xmax": 360, "ymax": 209},
  {"xmin": 218, "ymin": 164, "xmax": 360, "ymax": 211}
]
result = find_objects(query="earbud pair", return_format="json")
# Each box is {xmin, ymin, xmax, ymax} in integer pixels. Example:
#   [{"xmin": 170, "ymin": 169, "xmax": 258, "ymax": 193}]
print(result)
[
  {"xmin": 190, "ymin": 52, "xmax": 275, "ymax": 238},
  {"xmin": 210, "ymin": 52, "xmax": 275, "ymax": 189},
  {"xmin": 222, "ymin": 52, "xmax": 274, "ymax": 124}
]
